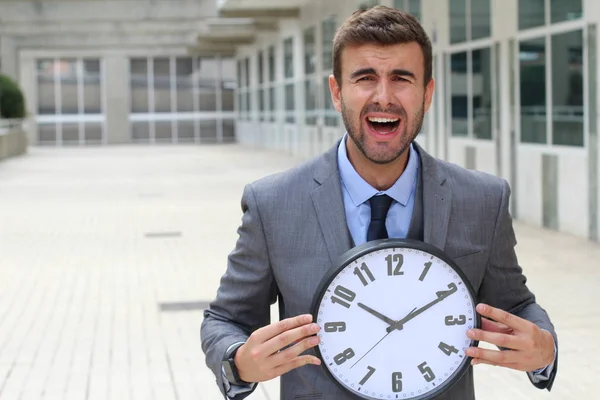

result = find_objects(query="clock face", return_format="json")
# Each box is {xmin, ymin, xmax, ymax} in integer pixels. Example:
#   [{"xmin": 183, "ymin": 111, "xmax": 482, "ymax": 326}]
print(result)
[{"xmin": 311, "ymin": 240, "xmax": 479, "ymax": 400}]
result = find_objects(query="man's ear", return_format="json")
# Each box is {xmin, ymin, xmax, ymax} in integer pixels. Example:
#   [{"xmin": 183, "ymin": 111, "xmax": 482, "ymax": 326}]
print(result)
[
  {"xmin": 329, "ymin": 74, "xmax": 342, "ymax": 113},
  {"xmin": 424, "ymin": 77, "xmax": 435, "ymax": 114}
]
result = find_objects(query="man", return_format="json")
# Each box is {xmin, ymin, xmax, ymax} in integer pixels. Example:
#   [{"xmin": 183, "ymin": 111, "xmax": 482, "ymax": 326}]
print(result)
[{"xmin": 201, "ymin": 6, "xmax": 557, "ymax": 400}]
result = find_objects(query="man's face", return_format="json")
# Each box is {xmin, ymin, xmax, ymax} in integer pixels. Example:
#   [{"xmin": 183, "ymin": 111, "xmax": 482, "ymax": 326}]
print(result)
[{"xmin": 330, "ymin": 42, "xmax": 434, "ymax": 165}]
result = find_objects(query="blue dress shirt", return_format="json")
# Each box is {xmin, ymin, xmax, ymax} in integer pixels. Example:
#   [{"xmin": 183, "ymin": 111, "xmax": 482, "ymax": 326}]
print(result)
[{"xmin": 337, "ymin": 134, "xmax": 419, "ymax": 246}]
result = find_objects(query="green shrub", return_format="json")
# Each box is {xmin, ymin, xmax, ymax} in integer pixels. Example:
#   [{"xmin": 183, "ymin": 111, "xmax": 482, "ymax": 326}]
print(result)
[{"xmin": 0, "ymin": 74, "xmax": 26, "ymax": 119}]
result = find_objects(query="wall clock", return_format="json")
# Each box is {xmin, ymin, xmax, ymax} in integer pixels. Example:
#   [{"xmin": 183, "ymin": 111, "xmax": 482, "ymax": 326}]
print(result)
[{"xmin": 310, "ymin": 239, "xmax": 480, "ymax": 399}]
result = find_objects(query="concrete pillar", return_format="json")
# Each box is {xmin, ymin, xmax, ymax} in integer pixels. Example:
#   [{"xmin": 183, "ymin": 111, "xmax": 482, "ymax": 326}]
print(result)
[
  {"xmin": 0, "ymin": 36, "xmax": 18, "ymax": 81},
  {"xmin": 104, "ymin": 54, "xmax": 130, "ymax": 144}
]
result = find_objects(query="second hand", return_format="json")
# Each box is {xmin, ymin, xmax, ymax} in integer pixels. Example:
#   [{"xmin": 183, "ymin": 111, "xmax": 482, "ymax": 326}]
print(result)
[{"xmin": 350, "ymin": 331, "xmax": 392, "ymax": 369}]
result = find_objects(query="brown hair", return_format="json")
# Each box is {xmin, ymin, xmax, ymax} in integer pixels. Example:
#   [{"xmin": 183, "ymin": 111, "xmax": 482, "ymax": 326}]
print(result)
[{"xmin": 332, "ymin": 5, "xmax": 432, "ymax": 87}]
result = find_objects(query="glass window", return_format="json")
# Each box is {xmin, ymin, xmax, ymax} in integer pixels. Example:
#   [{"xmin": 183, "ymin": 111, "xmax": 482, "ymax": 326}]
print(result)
[
  {"xmin": 222, "ymin": 58, "xmax": 236, "ymax": 112},
  {"xmin": 130, "ymin": 58, "xmax": 149, "ymax": 113},
  {"xmin": 322, "ymin": 17, "xmax": 336, "ymax": 71},
  {"xmin": 176, "ymin": 58, "xmax": 195, "ymax": 113},
  {"xmin": 84, "ymin": 122, "xmax": 103, "ymax": 143},
  {"xmin": 284, "ymin": 38, "xmax": 294, "ymax": 79},
  {"xmin": 237, "ymin": 60, "xmax": 242, "ymax": 88},
  {"xmin": 322, "ymin": 75, "xmax": 338, "ymax": 127},
  {"xmin": 519, "ymin": 38, "xmax": 547, "ymax": 143},
  {"xmin": 37, "ymin": 59, "xmax": 56, "ymax": 115},
  {"xmin": 471, "ymin": 0, "xmax": 491, "ymax": 40},
  {"xmin": 551, "ymin": 30, "xmax": 583, "ymax": 146},
  {"xmin": 394, "ymin": 0, "xmax": 421, "ymax": 20},
  {"xmin": 551, "ymin": 0, "xmax": 582, "ymax": 24},
  {"xmin": 358, "ymin": 0, "xmax": 378, "ymax": 9},
  {"xmin": 408, "ymin": 0, "xmax": 421, "ymax": 20},
  {"xmin": 244, "ymin": 58, "xmax": 250, "ymax": 87},
  {"xmin": 472, "ymin": 48, "xmax": 492, "ymax": 140},
  {"xmin": 304, "ymin": 27, "xmax": 316, "ymax": 75},
  {"xmin": 268, "ymin": 46, "xmax": 276, "ymax": 82},
  {"xmin": 450, "ymin": 52, "xmax": 468, "ymax": 136},
  {"xmin": 285, "ymin": 83, "xmax": 295, "ymax": 123},
  {"xmin": 449, "ymin": 0, "xmax": 467, "ymax": 44},
  {"xmin": 269, "ymin": 86, "xmax": 276, "ymax": 121},
  {"xmin": 153, "ymin": 58, "xmax": 171, "ymax": 113},
  {"xmin": 61, "ymin": 123, "xmax": 79, "ymax": 143},
  {"xmin": 177, "ymin": 121, "xmax": 195, "ymax": 142},
  {"xmin": 305, "ymin": 79, "xmax": 317, "ymax": 125},
  {"xmin": 198, "ymin": 57, "xmax": 217, "ymax": 112},
  {"xmin": 259, "ymin": 88, "xmax": 265, "ymax": 121},
  {"xmin": 519, "ymin": 0, "xmax": 545, "ymax": 30},
  {"xmin": 258, "ymin": 51, "xmax": 264, "ymax": 85},
  {"xmin": 83, "ymin": 59, "xmax": 102, "ymax": 114},
  {"xmin": 59, "ymin": 59, "xmax": 78, "ymax": 114}
]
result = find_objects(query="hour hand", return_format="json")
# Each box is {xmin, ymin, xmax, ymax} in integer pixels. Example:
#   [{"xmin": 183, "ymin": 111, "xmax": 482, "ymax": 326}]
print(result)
[{"xmin": 357, "ymin": 303, "xmax": 396, "ymax": 326}]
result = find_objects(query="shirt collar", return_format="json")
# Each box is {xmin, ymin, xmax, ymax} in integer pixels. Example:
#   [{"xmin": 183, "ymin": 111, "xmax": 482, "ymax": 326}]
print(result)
[{"xmin": 337, "ymin": 133, "xmax": 419, "ymax": 207}]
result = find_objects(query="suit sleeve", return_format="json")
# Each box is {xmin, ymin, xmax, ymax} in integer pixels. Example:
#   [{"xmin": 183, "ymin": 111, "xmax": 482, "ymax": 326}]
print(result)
[
  {"xmin": 478, "ymin": 179, "xmax": 558, "ymax": 391},
  {"xmin": 200, "ymin": 183, "xmax": 278, "ymax": 399}
]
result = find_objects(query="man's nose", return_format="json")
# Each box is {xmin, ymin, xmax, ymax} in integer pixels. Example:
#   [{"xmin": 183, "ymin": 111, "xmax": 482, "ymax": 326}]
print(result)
[{"xmin": 373, "ymin": 81, "xmax": 393, "ymax": 107}]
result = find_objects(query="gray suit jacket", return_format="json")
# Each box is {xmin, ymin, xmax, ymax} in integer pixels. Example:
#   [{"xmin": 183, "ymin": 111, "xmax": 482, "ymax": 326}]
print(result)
[{"xmin": 201, "ymin": 141, "xmax": 558, "ymax": 400}]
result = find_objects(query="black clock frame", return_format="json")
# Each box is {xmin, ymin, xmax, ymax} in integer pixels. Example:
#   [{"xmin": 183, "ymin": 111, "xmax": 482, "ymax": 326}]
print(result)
[{"xmin": 310, "ymin": 238, "xmax": 481, "ymax": 400}]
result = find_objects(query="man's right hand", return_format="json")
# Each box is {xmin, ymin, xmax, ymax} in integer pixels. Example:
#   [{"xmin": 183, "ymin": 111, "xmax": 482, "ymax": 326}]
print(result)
[{"xmin": 234, "ymin": 314, "xmax": 322, "ymax": 383}]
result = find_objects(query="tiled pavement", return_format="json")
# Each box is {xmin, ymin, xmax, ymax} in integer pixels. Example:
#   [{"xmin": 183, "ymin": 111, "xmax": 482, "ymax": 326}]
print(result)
[{"xmin": 0, "ymin": 144, "xmax": 597, "ymax": 400}]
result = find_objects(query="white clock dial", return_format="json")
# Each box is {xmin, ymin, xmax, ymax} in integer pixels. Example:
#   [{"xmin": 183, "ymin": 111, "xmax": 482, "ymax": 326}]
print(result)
[{"xmin": 312, "ymin": 241, "xmax": 479, "ymax": 400}]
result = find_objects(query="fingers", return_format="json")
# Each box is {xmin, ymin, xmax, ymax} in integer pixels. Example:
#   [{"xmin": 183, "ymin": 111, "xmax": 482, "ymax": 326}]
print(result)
[
  {"xmin": 270, "ymin": 355, "xmax": 322, "ymax": 380},
  {"xmin": 467, "ymin": 328, "xmax": 523, "ymax": 351},
  {"xmin": 480, "ymin": 317, "xmax": 512, "ymax": 334},
  {"xmin": 476, "ymin": 304, "xmax": 531, "ymax": 332},
  {"xmin": 272, "ymin": 335, "xmax": 322, "ymax": 366},
  {"xmin": 251, "ymin": 314, "xmax": 314, "ymax": 344},
  {"xmin": 260, "ymin": 320, "xmax": 321, "ymax": 357},
  {"xmin": 465, "ymin": 346, "xmax": 519, "ymax": 368}
]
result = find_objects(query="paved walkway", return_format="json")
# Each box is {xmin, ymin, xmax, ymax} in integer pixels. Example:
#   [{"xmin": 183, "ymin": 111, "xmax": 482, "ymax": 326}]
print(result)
[{"xmin": 0, "ymin": 144, "xmax": 597, "ymax": 400}]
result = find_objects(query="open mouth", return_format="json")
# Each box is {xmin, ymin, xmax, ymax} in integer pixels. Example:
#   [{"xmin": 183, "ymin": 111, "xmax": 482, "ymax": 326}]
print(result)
[{"xmin": 366, "ymin": 117, "xmax": 400, "ymax": 134}]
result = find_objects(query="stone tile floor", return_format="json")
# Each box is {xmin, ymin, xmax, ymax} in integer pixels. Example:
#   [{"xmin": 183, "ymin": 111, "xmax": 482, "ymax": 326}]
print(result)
[{"xmin": 0, "ymin": 144, "xmax": 597, "ymax": 399}]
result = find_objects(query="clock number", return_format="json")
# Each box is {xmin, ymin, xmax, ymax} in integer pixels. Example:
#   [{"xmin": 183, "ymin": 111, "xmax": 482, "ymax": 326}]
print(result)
[
  {"xmin": 386, "ymin": 254, "xmax": 404, "ymax": 276},
  {"xmin": 331, "ymin": 285, "xmax": 356, "ymax": 309},
  {"xmin": 418, "ymin": 261, "xmax": 433, "ymax": 281},
  {"xmin": 333, "ymin": 348, "xmax": 355, "ymax": 365},
  {"xmin": 324, "ymin": 322, "xmax": 346, "ymax": 332},
  {"xmin": 438, "ymin": 341, "xmax": 460, "ymax": 356},
  {"xmin": 359, "ymin": 366, "xmax": 376, "ymax": 385},
  {"xmin": 418, "ymin": 362, "xmax": 436, "ymax": 382},
  {"xmin": 391, "ymin": 372, "xmax": 403, "ymax": 392},
  {"xmin": 353, "ymin": 262, "xmax": 376, "ymax": 286},
  {"xmin": 445, "ymin": 315, "xmax": 467, "ymax": 326}
]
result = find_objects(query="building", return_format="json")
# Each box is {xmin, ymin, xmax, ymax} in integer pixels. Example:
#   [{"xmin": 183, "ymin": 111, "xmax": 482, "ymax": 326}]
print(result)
[
  {"xmin": 226, "ymin": 0, "xmax": 599, "ymax": 243},
  {"xmin": 0, "ymin": 0, "xmax": 598, "ymax": 242},
  {"xmin": 0, "ymin": 0, "xmax": 244, "ymax": 145}
]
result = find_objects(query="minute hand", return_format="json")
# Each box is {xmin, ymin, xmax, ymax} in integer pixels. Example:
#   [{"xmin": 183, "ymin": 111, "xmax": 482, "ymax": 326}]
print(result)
[{"xmin": 386, "ymin": 282, "xmax": 458, "ymax": 333}]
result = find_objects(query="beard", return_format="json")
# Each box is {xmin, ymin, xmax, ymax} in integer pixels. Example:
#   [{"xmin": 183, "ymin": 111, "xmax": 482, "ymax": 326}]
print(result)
[{"xmin": 341, "ymin": 98, "xmax": 425, "ymax": 165}]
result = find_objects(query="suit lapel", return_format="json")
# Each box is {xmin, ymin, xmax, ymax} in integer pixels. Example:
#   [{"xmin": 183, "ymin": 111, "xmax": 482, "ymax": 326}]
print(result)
[
  {"xmin": 414, "ymin": 143, "xmax": 452, "ymax": 251},
  {"xmin": 311, "ymin": 142, "xmax": 353, "ymax": 265}
]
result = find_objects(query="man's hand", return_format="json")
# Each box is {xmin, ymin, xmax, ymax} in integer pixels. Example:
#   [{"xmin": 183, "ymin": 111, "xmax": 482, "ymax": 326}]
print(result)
[
  {"xmin": 234, "ymin": 314, "xmax": 322, "ymax": 383},
  {"xmin": 466, "ymin": 304, "xmax": 555, "ymax": 372}
]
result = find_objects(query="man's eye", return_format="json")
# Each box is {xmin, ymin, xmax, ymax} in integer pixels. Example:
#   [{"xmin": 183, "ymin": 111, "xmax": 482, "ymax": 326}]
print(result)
[{"xmin": 358, "ymin": 76, "xmax": 373, "ymax": 81}]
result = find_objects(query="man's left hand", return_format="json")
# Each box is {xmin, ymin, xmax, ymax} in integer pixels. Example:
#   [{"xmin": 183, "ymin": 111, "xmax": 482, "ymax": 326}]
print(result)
[{"xmin": 465, "ymin": 303, "xmax": 555, "ymax": 372}]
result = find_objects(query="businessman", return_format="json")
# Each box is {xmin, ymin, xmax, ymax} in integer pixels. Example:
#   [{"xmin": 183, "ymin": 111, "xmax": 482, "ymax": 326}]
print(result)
[{"xmin": 201, "ymin": 6, "xmax": 557, "ymax": 399}]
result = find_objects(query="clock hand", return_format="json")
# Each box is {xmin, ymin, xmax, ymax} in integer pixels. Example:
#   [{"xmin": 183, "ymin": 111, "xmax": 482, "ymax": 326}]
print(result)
[
  {"xmin": 348, "ymin": 306, "xmax": 417, "ymax": 370},
  {"xmin": 386, "ymin": 283, "xmax": 458, "ymax": 333},
  {"xmin": 357, "ymin": 303, "xmax": 397, "ymax": 326}
]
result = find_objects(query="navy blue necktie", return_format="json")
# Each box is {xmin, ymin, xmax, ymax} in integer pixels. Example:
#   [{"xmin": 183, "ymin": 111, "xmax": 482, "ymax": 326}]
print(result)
[{"xmin": 367, "ymin": 194, "xmax": 393, "ymax": 241}]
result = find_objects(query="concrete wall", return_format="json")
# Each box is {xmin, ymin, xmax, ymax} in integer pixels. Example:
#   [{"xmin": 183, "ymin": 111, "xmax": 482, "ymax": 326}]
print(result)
[
  {"xmin": 0, "ymin": 122, "xmax": 28, "ymax": 161},
  {"xmin": 0, "ymin": 36, "xmax": 18, "ymax": 81}
]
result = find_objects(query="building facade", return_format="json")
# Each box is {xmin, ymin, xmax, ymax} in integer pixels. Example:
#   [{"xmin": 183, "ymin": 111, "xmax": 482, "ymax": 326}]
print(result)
[
  {"xmin": 228, "ymin": 0, "xmax": 599, "ymax": 242},
  {"xmin": 0, "ymin": 0, "xmax": 241, "ymax": 146}
]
